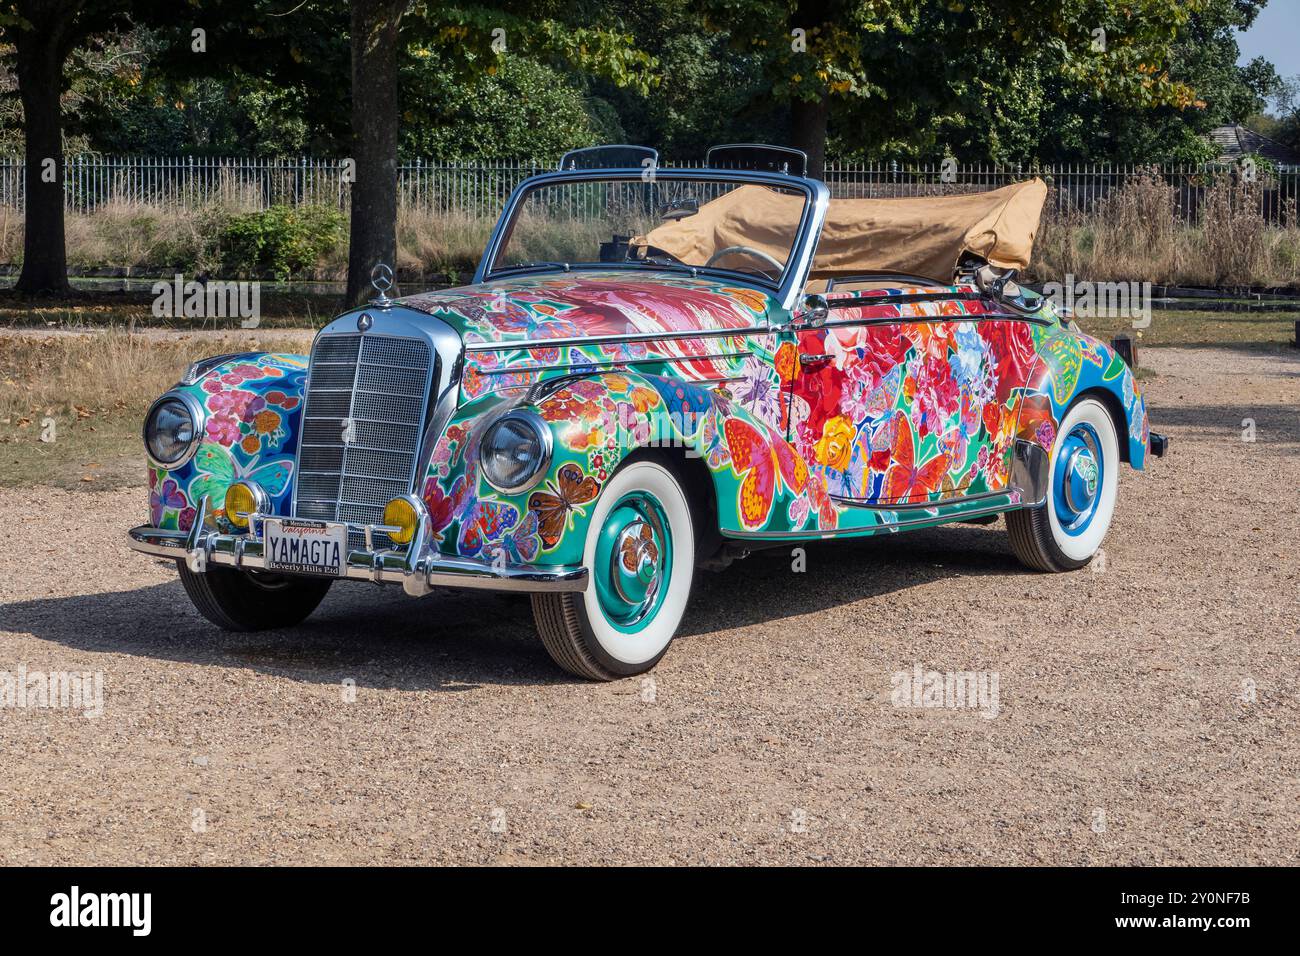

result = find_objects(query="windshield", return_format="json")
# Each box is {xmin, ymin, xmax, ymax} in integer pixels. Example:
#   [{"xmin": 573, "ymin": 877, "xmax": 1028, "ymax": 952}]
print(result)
[{"xmin": 488, "ymin": 177, "xmax": 810, "ymax": 285}]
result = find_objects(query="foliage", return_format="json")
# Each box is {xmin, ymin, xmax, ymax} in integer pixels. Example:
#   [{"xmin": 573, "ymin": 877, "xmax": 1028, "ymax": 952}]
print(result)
[
  {"xmin": 400, "ymin": 51, "xmax": 600, "ymax": 160},
  {"xmin": 217, "ymin": 204, "xmax": 344, "ymax": 280}
]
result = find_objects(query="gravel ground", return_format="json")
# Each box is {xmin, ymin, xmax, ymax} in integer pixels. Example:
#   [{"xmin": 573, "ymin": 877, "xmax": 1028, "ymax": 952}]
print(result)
[{"xmin": 1, "ymin": 345, "xmax": 1297, "ymax": 865}]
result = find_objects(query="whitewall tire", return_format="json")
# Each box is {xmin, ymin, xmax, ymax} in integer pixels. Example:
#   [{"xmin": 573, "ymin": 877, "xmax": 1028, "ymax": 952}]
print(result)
[
  {"xmin": 531, "ymin": 459, "xmax": 695, "ymax": 680},
  {"xmin": 1007, "ymin": 397, "xmax": 1120, "ymax": 572}
]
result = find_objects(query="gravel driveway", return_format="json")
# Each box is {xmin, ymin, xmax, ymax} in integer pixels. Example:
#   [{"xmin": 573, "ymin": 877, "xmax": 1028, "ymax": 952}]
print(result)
[{"xmin": 1, "ymin": 345, "xmax": 1297, "ymax": 865}]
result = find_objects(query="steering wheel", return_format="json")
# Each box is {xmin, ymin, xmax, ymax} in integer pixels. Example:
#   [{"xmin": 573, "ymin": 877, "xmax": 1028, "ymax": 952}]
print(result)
[{"xmin": 704, "ymin": 245, "xmax": 784, "ymax": 278}]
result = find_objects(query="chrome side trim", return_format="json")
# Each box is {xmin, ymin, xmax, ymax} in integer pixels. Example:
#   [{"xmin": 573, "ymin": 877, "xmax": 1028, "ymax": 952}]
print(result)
[
  {"xmin": 480, "ymin": 349, "xmax": 752, "ymax": 376},
  {"xmin": 724, "ymin": 494, "xmax": 1023, "ymax": 541},
  {"xmin": 830, "ymin": 488, "xmax": 1013, "ymax": 511},
  {"xmin": 802, "ymin": 311, "xmax": 1055, "ymax": 332},
  {"xmin": 464, "ymin": 323, "xmax": 773, "ymax": 352}
]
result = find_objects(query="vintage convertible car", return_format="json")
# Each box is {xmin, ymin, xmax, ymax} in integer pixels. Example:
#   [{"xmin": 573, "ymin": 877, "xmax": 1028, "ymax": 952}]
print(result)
[{"xmin": 129, "ymin": 144, "xmax": 1165, "ymax": 680}]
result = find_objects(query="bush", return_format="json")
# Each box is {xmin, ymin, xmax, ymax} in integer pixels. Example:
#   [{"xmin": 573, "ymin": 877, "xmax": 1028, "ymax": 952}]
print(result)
[{"xmin": 217, "ymin": 204, "xmax": 344, "ymax": 280}]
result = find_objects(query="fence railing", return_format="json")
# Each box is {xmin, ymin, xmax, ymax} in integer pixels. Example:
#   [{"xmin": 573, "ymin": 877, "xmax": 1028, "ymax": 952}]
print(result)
[{"xmin": 1, "ymin": 156, "xmax": 1297, "ymax": 224}]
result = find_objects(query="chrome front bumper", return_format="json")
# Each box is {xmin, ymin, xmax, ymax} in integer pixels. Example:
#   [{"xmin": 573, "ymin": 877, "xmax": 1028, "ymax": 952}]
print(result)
[{"xmin": 127, "ymin": 499, "xmax": 587, "ymax": 597}]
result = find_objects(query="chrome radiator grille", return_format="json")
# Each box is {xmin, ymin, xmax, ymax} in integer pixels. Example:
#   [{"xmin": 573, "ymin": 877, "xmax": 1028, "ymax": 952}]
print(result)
[{"xmin": 293, "ymin": 332, "xmax": 435, "ymax": 547}]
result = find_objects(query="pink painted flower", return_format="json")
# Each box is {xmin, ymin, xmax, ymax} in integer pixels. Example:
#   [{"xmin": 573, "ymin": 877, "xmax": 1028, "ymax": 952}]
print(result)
[{"xmin": 205, "ymin": 414, "xmax": 241, "ymax": 446}]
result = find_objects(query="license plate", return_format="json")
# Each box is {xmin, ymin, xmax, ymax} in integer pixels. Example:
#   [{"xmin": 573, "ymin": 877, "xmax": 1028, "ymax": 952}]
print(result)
[{"xmin": 264, "ymin": 519, "xmax": 347, "ymax": 577}]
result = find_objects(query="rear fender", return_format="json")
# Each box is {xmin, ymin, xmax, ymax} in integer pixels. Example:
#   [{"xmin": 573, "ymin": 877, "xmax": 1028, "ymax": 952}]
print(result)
[{"xmin": 1016, "ymin": 325, "xmax": 1149, "ymax": 470}]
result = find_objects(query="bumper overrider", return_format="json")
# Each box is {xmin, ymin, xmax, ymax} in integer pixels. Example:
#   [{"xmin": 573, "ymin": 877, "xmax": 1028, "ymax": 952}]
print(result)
[{"xmin": 127, "ymin": 495, "xmax": 588, "ymax": 597}]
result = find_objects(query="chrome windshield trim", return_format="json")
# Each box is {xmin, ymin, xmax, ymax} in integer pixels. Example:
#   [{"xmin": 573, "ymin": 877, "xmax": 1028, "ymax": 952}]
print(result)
[
  {"xmin": 475, "ymin": 167, "xmax": 828, "ymax": 313},
  {"xmin": 479, "ymin": 349, "xmax": 752, "ymax": 376}
]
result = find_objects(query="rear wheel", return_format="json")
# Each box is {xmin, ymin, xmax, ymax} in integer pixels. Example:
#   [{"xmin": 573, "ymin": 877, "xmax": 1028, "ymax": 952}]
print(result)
[
  {"xmin": 177, "ymin": 563, "xmax": 333, "ymax": 631},
  {"xmin": 531, "ymin": 459, "xmax": 695, "ymax": 680},
  {"xmin": 1007, "ymin": 397, "xmax": 1119, "ymax": 572}
]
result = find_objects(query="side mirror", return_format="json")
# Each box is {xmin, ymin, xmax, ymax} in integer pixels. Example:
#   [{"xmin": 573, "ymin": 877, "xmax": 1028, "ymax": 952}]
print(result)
[{"xmin": 799, "ymin": 293, "xmax": 829, "ymax": 327}]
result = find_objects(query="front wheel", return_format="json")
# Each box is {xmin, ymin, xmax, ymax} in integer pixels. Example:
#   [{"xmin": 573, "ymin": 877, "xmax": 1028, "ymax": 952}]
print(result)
[
  {"xmin": 177, "ymin": 563, "xmax": 333, "ymax": 631},
  {"xmin": 531, "ymin": 459, "xmax": 695, "ymax": 680},
  {"xmin": 1007, "ymin": 396, "xmax": 1120, "ymax": 572}
]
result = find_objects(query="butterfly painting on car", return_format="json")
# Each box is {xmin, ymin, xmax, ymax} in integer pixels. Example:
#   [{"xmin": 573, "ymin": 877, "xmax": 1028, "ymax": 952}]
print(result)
[
  {"xmin": 725, "ymin": 418, "xmax": 808, "ymax": 530},
  {"xmin": 187, "ymin": 442, "xmax": 295, "ymax": 515},
  {"xmin": 529, "ymin": 463, "xmax": 601, "ymax": 550},
  {"xmin": 881, "ymin": 411, "xmax": 950, "ymax": 505}
]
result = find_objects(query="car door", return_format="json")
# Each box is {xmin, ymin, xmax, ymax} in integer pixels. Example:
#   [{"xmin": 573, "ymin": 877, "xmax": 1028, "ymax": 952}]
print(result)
[{"xmin": 783, "ymin": 286, "xmax": 1011, "ymax": 507}]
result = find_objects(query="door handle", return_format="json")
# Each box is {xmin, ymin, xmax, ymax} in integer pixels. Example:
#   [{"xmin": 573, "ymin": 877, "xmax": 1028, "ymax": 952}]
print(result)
[{"xmin": 799, "ymin": 353, "xmax": 833, "ymax": 368}]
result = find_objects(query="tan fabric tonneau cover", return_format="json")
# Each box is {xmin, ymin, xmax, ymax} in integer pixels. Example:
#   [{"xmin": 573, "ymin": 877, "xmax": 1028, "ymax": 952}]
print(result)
[{"xmin": 641, "ymin": 178, "xmax": 1047, "ymax": 283}]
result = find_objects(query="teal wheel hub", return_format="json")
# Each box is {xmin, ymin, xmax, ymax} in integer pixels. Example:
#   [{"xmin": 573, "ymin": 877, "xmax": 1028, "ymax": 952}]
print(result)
[{"xmin": 593, "ymin": 493, "xmax": 672, "ymax": 632}]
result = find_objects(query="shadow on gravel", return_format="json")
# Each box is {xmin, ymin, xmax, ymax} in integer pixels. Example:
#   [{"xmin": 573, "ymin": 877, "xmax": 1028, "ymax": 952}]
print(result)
[
  {"xmin": 679, "ymin": 522, "xmax": 1021, "ymax": 638},
  {"xmin": 3, "ymin": 524, "xmax": 1021, "ymax": 687},
  {"xmin": 1147, "ymin": 403, "xmax": 1299, "ymax": 450}
]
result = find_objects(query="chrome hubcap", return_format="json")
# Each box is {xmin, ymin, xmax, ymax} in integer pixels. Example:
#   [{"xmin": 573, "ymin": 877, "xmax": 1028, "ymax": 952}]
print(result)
[
  {"xmin": 611, "ymin": 519, "xmax": 662, "ymax": 606},
  {"xmin": 1063, "ymin": 446, "xmax": 1099, "ymax": 513},
  {"xmin": 1053, "ymin": 422, "xmax": 1105, "ymax": 536},
  {"xmin": 595, "ymin": 495, "xmax": 672, "ymax": 632}
]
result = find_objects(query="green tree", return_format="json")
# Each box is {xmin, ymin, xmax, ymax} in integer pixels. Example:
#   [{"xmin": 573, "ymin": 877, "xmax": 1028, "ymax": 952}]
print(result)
[
  {"xmin": 399, "ymin": 51, "xmax": 602, "ymax": 161},
  {"xmin": 343, "ymin": 1, "xmax": 657, "ymax": 306},
  {"xmin": 1, "ymin": 1, "xmax": 139, "ymax": 293},
  {"xmin": 697, "ymin": 0, "xmax": 1215, "ymax": 177}
]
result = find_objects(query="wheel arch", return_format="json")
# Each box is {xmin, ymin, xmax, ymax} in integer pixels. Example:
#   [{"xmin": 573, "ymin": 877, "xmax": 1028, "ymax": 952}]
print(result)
[
  {"xmin": 616, "ymin": 444, "xmax": 722, "ymax": 567},
  {"xmin": 1074, "ymin": 386, "xmax": 1132, "ymax": 465}
]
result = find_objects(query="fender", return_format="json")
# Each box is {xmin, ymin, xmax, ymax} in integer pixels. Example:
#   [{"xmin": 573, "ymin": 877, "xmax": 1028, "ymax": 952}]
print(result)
[
  {"xmin": 1018, "ymin": 321, "xmax": 1149, "ymax": 470},
  {"xmin": 418, "ymin": 369, "xmax": 813, "ymax": 565},
  {"xmin": 144, "ymin": 353, "xmax": 308, "ymax": 532}
]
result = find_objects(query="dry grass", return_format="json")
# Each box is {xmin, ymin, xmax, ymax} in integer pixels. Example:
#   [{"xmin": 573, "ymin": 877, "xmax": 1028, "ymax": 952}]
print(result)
[
  {"xmin": 1032, "ymin": 171, "xmax": 1300, "ymax": 288},
  {"xmin": 395, "ymin": 208, "xmax": 493, "ymax": 280},
  {"xmin": 0, "ymin": 329, "xmax": 309, "ymax": 488},
  {"xmin": 4, "ymin": 180, "xmax": 1300, "ymax": 289}
]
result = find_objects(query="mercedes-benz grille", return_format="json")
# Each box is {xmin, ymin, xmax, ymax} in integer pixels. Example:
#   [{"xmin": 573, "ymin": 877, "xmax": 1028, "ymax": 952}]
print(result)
[{"xmin": 292, "ymin": 333, "xmax": 436, "ymax": 549}]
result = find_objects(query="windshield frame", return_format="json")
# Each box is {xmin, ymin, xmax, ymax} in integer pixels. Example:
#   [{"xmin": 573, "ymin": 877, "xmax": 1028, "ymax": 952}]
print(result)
[{"xmin": 476, "ymin": 168, "xmax": 830, "ymax": 312}]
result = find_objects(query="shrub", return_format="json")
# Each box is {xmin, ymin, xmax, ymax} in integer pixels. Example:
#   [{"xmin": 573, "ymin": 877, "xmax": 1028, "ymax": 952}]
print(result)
[{"xmin": 217, "ymin": 204, "xmax": 344, "ymax": 280}]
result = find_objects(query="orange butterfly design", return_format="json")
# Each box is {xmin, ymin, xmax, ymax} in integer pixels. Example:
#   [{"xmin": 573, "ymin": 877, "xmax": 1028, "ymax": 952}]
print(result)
[
  {"xmin": 882, "ymin": 411, "xmax": 949, "ymax": 504},
  {"xmin": 527, "ymin": 463, "xmax": 601, "ymax": 549},
  {"xmin": 725, "ymin": 418, "xmax": 808, "ymax": 530}
]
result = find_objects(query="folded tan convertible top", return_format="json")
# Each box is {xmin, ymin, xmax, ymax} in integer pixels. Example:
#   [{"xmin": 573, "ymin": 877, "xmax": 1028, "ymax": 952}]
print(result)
[{"xmin": 641, "ymin": 178, "xmax": 1047, "ymax": 283}]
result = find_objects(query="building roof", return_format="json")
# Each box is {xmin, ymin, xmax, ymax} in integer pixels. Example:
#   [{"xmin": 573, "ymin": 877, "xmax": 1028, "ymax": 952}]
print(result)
[{"xmin": 1208, "ymin": 125, "xmax": 1300, "ymax": 166}]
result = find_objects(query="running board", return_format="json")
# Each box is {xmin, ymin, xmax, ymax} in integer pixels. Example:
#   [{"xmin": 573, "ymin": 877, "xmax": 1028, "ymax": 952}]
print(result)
[{"xmin": 828, "ymin": 440, "xmax": 1049, "ymax": 512}]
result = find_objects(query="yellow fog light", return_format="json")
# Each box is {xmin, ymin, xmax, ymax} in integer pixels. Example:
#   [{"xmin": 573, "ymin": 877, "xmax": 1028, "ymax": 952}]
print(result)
[
  {"xmin": 224, "ymin": 481, "xmax": 267, "ymax": 531},
  {"xmin": 383, "ymin": 496, "xmax": 421, "ymax": 545}
]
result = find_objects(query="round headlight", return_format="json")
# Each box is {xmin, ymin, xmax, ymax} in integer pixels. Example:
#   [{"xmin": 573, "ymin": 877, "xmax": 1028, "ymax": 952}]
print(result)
[
  {"xmin": 144, "ymin": 393, "xmax": 200, "ymax": 467},
  {"xmin": 480, "ymin": 411, "xmax": 551, "ymax": 495}
]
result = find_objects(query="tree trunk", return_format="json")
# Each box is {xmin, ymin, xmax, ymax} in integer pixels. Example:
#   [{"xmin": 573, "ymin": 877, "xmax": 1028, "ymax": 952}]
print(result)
[
  {"xmin": 13, "ymin": 4, "xmax": 75, "ymax": 295},
  {"xmin": 345, "ymin": 0, "xmax": 405, "ymax": 309},
  {"xmin": 790, "ymin": 92, "xmax": 829, "ymax": 181}
]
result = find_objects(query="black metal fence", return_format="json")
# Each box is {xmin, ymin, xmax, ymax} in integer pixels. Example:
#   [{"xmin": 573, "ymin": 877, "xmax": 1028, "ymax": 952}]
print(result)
[{"xmin": 2, "ymin": 156, "xmax": 1297, "ymax": 224}]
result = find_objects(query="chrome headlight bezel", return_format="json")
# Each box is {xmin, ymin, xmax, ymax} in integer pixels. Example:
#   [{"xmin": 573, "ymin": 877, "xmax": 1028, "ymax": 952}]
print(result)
[
  {"xmin": 479, "ymin": 410, "xmax": 553, "ymax": 496},
  {"xmin": 143, "ymin": 390, "xmax": 204, "ymax": 469}
]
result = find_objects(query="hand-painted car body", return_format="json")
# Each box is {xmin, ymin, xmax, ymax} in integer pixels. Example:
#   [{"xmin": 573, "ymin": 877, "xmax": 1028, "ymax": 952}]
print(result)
[
  {"xmin": 399, "ymin": 270, "xmax": 1148, "ymax": 566},
  {"xmin": 129, "ymin": 158, "xmax": 1158, "ymax": 677}
]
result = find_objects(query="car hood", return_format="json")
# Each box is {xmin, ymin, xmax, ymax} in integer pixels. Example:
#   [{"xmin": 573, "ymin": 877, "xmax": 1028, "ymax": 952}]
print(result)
[{"xmin": 397, "ymin": 270, "xmax": 777, "ymax": 348}]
